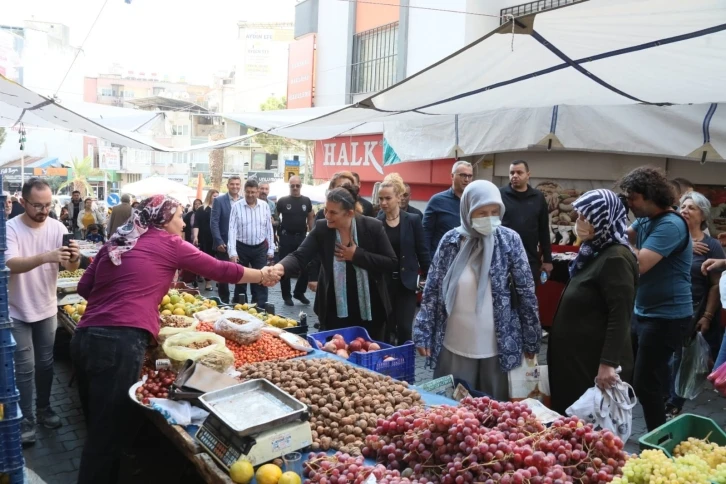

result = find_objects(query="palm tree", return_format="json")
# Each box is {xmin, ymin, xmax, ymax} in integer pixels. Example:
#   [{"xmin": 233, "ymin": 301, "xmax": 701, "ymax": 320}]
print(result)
[{"xmin": 58, "ymin": 156, "xmax": 101, "ymax": 196}]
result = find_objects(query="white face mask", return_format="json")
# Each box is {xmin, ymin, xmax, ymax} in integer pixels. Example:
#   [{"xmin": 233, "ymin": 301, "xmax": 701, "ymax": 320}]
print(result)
[
  {"xmin": 471, "ymin": 216, "xmax": 501, "ymax": 236},
  {"xmin": 575, "ymin": 217, "xmax": 595, "ymax": 241}
]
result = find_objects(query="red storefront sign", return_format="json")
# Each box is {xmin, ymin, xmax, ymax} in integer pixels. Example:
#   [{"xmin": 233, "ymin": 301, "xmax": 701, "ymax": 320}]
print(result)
[
  {"xmin": 313, "ymin": 135, "xmax": 455, "ymax": 199},
  {"xmin": 287, "ymin": 35, "xmax": 315, "ymax": 109}
]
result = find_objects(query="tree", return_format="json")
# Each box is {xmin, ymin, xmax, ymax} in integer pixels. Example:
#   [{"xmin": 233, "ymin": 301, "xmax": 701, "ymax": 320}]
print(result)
[
  {"xmin": 208, "ymin": 133, "xmax": 226, "ymax": 191},
  {"xmin": 253, "ymin": 96, "xmax": 314, "ymax": 183},
  {"xmin": 0, "ymin": 128, "xmax": 6, "ymax": 150},
  {"xmin": 57, "ymin": 156, "xmax": 101, "ymax": 196}
]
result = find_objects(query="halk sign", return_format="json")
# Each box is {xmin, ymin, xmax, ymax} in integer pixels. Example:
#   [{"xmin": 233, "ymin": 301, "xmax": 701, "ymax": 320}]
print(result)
[{"xmin": 314, "ymin": 135, "xmax": 457, "ymax": 186}]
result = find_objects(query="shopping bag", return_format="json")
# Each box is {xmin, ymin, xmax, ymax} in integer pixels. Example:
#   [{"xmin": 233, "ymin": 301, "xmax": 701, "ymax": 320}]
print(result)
[
  {"xmin": 675, "ymin": 332, "xmax": 711, "ymax": 400},
  {"xmin": 565, "ymin": 376, "xmax": 637, "ymax": 442},
  {"xmin": 508, "ymin": 356, "xmax": 551, "ymax": 407}
]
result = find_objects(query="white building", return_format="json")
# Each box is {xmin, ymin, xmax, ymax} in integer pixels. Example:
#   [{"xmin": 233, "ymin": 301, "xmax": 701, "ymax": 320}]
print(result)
[{"xmin": 0, "ymin": 20, "xmax": 85, "ymax": 166}]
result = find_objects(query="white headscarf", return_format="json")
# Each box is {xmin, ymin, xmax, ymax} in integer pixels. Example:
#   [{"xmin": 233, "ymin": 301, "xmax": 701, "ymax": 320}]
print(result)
[{"xmin": 442, "ymin": 180, "xmax": 506, "ymax": 315}]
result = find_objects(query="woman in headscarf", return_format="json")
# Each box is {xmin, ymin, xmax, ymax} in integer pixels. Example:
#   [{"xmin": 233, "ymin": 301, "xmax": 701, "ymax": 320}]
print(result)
[
  {"xmin": 275, "ymin": 186, "xmax": 397, "ymax": 339},
  {"xmin": 548, "ymin": 189, "xmax": 638, "ymax": 415},
  {"xmin": 70, "ymin": 195, "xmax": 278, "ymax": 484},
  {"xmin": 413, "ymin": 180, "xmax": 541, "ymax": 399}
]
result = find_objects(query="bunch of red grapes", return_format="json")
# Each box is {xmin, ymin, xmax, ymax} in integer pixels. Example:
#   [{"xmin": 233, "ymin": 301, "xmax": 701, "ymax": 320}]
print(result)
[{"xmin": 303, "ymin": 396, "xmax": 627, "ymax": 484}]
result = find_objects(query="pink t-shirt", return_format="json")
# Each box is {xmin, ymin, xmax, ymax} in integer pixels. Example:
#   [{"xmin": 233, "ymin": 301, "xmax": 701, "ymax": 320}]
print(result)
[
  {"xmin": 77, "ymin": 228, "xmax": 245, "ymax": 338},
  {"xmin": 7, "ymin": 216, "xmax": 67, "ymax": 322}
]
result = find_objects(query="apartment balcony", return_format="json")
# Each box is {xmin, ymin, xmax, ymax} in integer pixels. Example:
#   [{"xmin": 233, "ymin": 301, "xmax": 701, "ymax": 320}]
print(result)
[{"xmin": 500, "ymin": 0, "xmax": 586, "ymax": 23}]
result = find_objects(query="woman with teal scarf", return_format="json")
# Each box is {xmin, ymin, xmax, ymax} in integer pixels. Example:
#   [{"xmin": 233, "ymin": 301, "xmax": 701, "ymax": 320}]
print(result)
[{"xmin": 275, "ymin": 186, "xmax": 398, "ymax": 340}]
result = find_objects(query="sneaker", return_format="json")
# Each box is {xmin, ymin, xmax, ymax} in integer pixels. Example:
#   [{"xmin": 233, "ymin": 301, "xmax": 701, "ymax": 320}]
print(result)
[
  {"xmin": 283, "ymin": 298, "xmax": 294, "ymax": 307},
  {"xmin": 21, "ymin": 418, "xmax": 36, "ymax": 446},
  {"xmin": 37, "ymin": 406, "xmax": 62, "ymax": 429},
  {"xmin": 294, "ymin": 294, "xmax": 311, "ymax": 305}
]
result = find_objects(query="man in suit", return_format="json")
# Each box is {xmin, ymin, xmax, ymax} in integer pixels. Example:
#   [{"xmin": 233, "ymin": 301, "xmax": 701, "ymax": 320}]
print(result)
[
  {"xmin": 210, "ymin": 176, "xmax": 243, "ymax": 304},
  {"xmin": 106, "ymin": 194, "xmax": 133, "ymax": 235}
]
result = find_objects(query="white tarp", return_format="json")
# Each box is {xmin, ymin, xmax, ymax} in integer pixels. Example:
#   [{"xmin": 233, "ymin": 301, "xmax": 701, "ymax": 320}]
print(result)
[
  {"xmin": 121, "ymin": 175, "xmax": 197, "ymax": 203},
  {"xmin": 0, "ymin": 75, "xmax": 258, "ymax": 152},
  {"xmin": 282, "ymin": 0, "xmax": 726, "ymax": 131}
]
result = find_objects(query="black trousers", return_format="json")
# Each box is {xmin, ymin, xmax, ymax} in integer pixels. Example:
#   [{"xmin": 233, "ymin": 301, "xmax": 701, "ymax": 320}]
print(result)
[
  {"xmin": 70, "ymin": 326, "xmax": 149, "ymax": 484},
  {"xmin": 389, "ymin": 278, "xmax": 417, "ymax": 344},
  {"xmin": 279, "ymin": 232, "xmax": 309, "ymax": 300},
  {"xmin": 631, "ymin": 315, "xmax": 690, "ymax": 431},
  {"xmin": 215, "ymin": 249, "xmax": 245, "ymax": 304},
  {"xmin": 236, "ymin": 241, "xmax": 269, "ymax": 307}
]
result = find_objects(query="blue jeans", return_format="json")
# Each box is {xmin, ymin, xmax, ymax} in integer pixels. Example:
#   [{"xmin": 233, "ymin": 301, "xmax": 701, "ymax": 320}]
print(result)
[
  {"xmin": 70, "ymin": 326, "xmax": 149, "ymax": 484},
  {"xmin": 11, "ymin": 316, "xmax": 58, "ymax": 421},
  {"xmin": 715, "ymin": 331, "xmax": 726, "ymax": 369}
]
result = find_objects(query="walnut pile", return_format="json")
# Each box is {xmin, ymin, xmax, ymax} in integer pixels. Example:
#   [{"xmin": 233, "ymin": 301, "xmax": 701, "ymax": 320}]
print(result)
[{"xmin": 237, "ymin": 358, "xmax": 421, "ymax": 455}]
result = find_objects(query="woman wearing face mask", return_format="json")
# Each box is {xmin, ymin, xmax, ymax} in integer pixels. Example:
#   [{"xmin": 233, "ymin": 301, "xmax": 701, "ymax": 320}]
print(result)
[
  {"xmin": 376, "ymin": 173, "xmax": 430, "ymax": 343},
  {"xmin": 413, "ymin": 180, "xmax": 541, "ymax": 398},
  {"xmin": 548, "ymin": 189, "xmax": 638, "ymax": 415},
  {"xmin": 275, "ymin": 186, "xmax": 398, "ymax": 339},
  {"xmin": 71, "ymin": 195, "xmax": 279, "ymax": 484}
]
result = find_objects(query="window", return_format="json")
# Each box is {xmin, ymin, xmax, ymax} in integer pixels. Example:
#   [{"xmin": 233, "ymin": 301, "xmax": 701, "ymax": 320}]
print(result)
[
  {"xmin": 500, "ymin": 0, "xmax": 585, "ymax": 23},
  {"xmin": 153, "ymin": 87, "xmax": 165, "ymax": 95},
  {"xmin": 173, "ymin": 153, "xmax": 190, "ymax": 164},
  {"xmin": 123, "ymin": 90, "xmax": 134, "ymax": 98},
  {"xmin": 172, "ymin": 125, "xmax": 189, "ymax": 136},
  {"xmin": 100, "ymin": 88, "xmax": 112, "ymax": 97},
  {"xmin": 351, "ymin": 22, "xmax": 398, "ymax": 95}
]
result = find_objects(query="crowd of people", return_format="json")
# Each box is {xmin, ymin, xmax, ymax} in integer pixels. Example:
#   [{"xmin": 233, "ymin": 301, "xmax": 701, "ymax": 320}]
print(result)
[{"xmin": 4, "ymin": 162, "xmax": 726, "ymax": 483}]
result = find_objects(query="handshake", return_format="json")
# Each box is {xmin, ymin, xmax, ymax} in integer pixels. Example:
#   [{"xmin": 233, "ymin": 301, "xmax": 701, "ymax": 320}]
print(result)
[{"xmin": 258, "ymin": 264, "xmax": 287, "ymax": 287}]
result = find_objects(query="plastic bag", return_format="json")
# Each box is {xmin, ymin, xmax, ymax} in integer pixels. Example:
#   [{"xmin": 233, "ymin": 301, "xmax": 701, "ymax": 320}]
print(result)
[
  {"xmin": 508, "ymin": 356, "xmax": 551, "ymax": 408},
  {"xmin": 675, "ymin": 332, "xmax": 711, "ymax": 399},
  {"xmin": 708, "ymin": 361, "xmax": 726, "ymax": 397},
  {"xmin": 162, "ymin": 332, "xmax": 234, "ymax": 373},
  {"xmin": 213, "ymin": 311, "xmax": 264, "ymax": 344},
  {"xmin": 158, "ymin": 315, "xmax": 198, "ymax": 343},
  {"xmin": 566, "ymin": 377, "xmax": 637, "ymax": 442}
]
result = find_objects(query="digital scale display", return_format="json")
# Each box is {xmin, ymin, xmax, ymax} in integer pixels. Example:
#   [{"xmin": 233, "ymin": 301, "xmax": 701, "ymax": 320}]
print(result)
[
  {"xmin": 197, "ymin": 414, "xmax": 254, "ymax": 469},
  {"xmin": 197, "ymin": 425, "xmax": 243, "ymax": 467}
]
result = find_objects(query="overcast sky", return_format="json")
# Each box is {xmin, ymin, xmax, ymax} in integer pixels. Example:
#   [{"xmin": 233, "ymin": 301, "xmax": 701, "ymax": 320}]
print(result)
[{"xmin": 0, "ymin": 0, "xmax": 296, "ymax": 85}]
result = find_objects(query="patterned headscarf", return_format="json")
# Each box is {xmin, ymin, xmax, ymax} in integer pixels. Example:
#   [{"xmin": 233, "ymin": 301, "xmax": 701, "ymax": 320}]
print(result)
[
  {"xmin": 107, "ymin": 195, "xmax": 181, "ymax": 265},
  {"xmin": 569, "ymin": 189, "xmax": 633, "ymax": 277}
]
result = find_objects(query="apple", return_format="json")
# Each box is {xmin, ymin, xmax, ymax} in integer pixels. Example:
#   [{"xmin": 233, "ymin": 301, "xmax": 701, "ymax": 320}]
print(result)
[
  {"xmin": 323, "ymin": 342, "xmax": 338, "ymax": 353},
  {"xmin": 336, "ymin": 349, "xmax": 349, "ymax": 359},
  {"xmin": 315, "ymin": 340, "xmax": 323, "ymax": 349},
  {"xmin": 368, "ymin": 342, "xmax": 381, "ymax": 351},
  {"xmin": 348, "ymin": 340, "xmax": 363, "ymax": 352},
  {"xmin": 333, "ymin": 338, "xmax": 347, "ymax": 350},
  {"xmin": 332, "ymin": 334, "xmax": 345, "ymax": 341}
]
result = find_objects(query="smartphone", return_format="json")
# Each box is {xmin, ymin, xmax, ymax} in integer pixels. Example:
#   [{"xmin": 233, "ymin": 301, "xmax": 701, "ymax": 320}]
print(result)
[{"xmin": 62, "ymin": 234, "xmax": 72, "ymax": 248}]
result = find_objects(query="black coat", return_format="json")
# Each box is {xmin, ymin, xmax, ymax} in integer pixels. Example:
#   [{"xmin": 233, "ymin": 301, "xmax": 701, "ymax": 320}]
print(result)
[
  {"xmin": 194, "ymin": 206, "xmax": 214, "ymax": 255},
  {"xmin": 280, "ymin": 216, "xmax": 398, "ymax": 328},
  {"xmin": 376, "ymin": 210, "xmax": 431, "ymax": 291}
]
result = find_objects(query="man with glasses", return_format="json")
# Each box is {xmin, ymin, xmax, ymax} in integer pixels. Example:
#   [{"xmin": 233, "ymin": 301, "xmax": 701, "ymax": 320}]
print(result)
[
  {"xmin": 276, "ymin": 176, "xmax": 315, "ymax": 306},
  {"xmin": 500, "ymin": 160, "xmax": 553, "ymax": 283},
  {"xmin": 423, "ymin": 160, "xmax": 473, "ymax": 257},
  {"xmin": 211, "ymin": 176, "xmax": 243, "ymax": 304},
  {"xmin": 7, "ymin": 178, "xmax": 80, "ymax": 445}
]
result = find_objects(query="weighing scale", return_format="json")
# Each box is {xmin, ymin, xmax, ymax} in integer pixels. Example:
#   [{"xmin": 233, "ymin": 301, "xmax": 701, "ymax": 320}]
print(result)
[{"xmin": 196, "ymin": 379, "xmax": 313, "ymax": 471}]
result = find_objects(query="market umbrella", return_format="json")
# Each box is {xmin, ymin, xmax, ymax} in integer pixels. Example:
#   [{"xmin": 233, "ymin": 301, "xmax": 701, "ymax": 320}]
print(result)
[{"xmin": 121, "ymin": 176, "xmax": 197, "ymax": 204}]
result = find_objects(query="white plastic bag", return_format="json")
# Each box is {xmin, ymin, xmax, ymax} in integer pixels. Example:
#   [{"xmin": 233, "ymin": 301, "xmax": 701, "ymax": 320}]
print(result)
[
  {"xmin": 162, "ymin": 332, "xmax": 234, "ymax": 372},
  {"xmin": 675, "ymin": 332, "xmax": 711, "ymax": 400},
  {"xmin": 566, "ymin": 376, "xmax": 637, "ymax": 442},
  {"xmin": 213, "ymin": 310, "xmax": 264, "ymax": 344},
  {"xmin": 508, "ymin": 356, "xmax": 551, "ymax": 407}
]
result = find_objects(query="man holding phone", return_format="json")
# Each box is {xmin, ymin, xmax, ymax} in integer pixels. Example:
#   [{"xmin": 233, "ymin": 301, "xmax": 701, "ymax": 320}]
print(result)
[{"xmin": 6, "ymin": 178, "xmax": 80, "ymax": 446}]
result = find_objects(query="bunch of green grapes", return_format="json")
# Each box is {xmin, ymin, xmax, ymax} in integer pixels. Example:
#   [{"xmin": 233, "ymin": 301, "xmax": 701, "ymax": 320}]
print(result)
[
  {"xmin": 612, "ymin": 449, "xmax": 712, "ymax": 484},
  {"xmin": 712, "ymin": 462, "xmax": 726, "ymax": 483},
  {"xmin": 674, "ymin": 437, "xmax": 726, "ymax": 469}
]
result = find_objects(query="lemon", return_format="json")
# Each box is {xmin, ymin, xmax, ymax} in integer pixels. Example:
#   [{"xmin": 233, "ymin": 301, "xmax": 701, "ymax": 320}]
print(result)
[
  {"xmin": 173, "ymin": 308, "xmax": 186, "ymax": 316},
  {"xmin": 234, "ymin": 304, "xmax": 243, "ymax": 310},
  {"xmin": 229, "ymin": 460, "xmax": 254, "ymax": 484},
  {"xmin": 278, "ymin": 471, "xmax": 301, "ymax": 484},
  {"xmin": 209, "ymin": 300, "xmax": 217, "ymax": 307},
  {"xmin": 241, "ymin": 303, "xmax": 249, "ymax": 310},
  {"xmin": 255, "ymin": 464, "xmax": 282, "ymax": 484},
  {"xmin": 163, "ymin": 303, "xmax": 174, "ymax": 312},
  {"xmin": 161, "ymin": 309, "xmax": 172, "ymax": 316},
  {"xmin": 76, "ymin": 304, "xmax": 86, "ymax": 316},
  {"xmin": 161, "ymin": 295, "xmax": 171, "ymax": 306},
  {"xmin": 170, "ymin": 295, "xmax": 181, "ymax": 305},
  {"xmin": 63, "ymin": 305, "xmax": 75, "ymax": 315},
  {"xmin": 248, "ymin": 308, "xmax": 257, "ymax": 315}
]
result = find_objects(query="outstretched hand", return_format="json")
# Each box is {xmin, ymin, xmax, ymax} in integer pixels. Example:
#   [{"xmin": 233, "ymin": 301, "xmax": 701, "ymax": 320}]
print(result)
[{"xmin": 260, "ymin": 266, "xmax": 280, "ymax": 287}]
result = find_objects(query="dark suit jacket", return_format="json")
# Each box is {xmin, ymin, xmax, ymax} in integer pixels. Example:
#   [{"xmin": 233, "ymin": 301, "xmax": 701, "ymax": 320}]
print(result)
[
  {"xmin": 376, "ymin": 211, "xmax": 431, "ymax": 291},
  {"xmin": 279, "ymin": 216, "xmax": 398, "ymax": 327},
  {"xmin": 210, "ymin": 193, "xmax": 237, "ymax": 249},
  {"xmin": 107, "ymin": 202, "xmax": 133, "ymax": 235}
]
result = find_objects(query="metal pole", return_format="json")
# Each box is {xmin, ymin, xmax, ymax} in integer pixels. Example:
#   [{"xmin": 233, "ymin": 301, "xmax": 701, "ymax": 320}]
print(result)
[
  {"xmin": 104, "ymin": 170, "xmax": 108, "ymax": 201},
  {"xmin": 20, "ymin": 152, "xmax": 24, "ymax": 186}
]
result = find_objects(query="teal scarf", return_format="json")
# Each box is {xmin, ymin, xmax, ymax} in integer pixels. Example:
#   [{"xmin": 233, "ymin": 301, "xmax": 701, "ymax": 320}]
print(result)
[{"xmin": 333, "ymin": 219, "xmax": 372, "ymax": 320}]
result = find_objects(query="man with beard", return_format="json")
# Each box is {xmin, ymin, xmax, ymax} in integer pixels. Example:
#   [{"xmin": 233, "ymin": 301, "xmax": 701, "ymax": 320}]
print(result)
[
  {"xmin": 500, "ymin": 160, "xmax": 553, "ymax": 283},
  {"xmin": 7, "ymin": 178, "xmax": 80, "ymax": 445},
  {"xmin": 350, "ymin": 172, "xmax": 374, "ymax": 217},
  {"xmin": 64, "ymin": 190, "xmax": 83, "ymax": 238}
]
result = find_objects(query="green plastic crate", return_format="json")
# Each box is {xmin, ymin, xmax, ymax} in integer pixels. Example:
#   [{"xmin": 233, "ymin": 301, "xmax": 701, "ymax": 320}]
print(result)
[{"xmin": 639, "ymin": 413, "xmax": 726, "ymax": 457}]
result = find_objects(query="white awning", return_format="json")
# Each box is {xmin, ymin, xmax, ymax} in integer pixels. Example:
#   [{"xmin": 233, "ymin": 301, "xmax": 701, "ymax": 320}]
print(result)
[
  {"xmin": 282, "ymin": 0, "xmax": 726, "ymax": 131},
  {"xmin": 0, "ymin": 75, "xmax": 258, "ymax": 152}
]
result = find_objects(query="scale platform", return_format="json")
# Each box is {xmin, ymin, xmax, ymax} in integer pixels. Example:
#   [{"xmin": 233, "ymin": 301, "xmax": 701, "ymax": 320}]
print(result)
[{"xmin": 196, "ymin": 415, "xmax": 312, "ymax": 470}]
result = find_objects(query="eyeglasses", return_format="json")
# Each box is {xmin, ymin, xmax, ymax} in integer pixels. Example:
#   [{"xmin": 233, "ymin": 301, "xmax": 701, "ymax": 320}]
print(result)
[
  {"xmin": 290, "ymin": 184, "xmax": 301, "ymax": 188},
  {"xmin": 27, "ymin": 202, "xmax": 53, "ymax": 212},
  {"xmin": 456, "ymin": 173, "xmax": 474, "ymax": 180}
]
